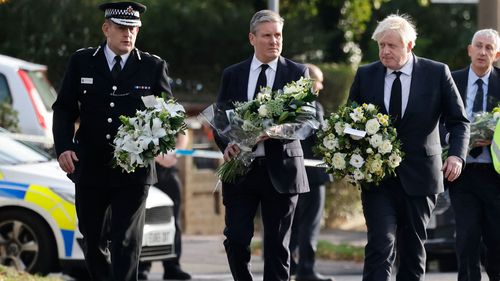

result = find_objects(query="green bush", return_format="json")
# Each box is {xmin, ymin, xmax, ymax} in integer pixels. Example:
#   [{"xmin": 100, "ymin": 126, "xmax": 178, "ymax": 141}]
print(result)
[
  {"xmin": 316, "ymin": 63, "xmax": 356, "ymax": 115},
  {"xmin": 0, "ymin": 101, "xmax": 20, "ymax": 132}
]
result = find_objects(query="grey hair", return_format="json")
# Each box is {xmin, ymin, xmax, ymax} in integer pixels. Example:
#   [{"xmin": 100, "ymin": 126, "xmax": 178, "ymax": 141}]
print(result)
[
  {"xmin": 372, "ymin": 14, "xmax": 417, "ymax": 48},
  {"xmin": 250, "ymin": 10, "xmax": 284, "ymax": 34},
  {"xmin": 471, "ymin": 29, "xmax": 500, "ymax": 52}
]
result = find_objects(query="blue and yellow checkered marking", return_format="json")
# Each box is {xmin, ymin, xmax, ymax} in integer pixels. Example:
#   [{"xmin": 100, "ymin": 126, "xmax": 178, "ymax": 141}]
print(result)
[{"xmin": 0, "ymin": 180, "xmax": 77, "ymax": 257}]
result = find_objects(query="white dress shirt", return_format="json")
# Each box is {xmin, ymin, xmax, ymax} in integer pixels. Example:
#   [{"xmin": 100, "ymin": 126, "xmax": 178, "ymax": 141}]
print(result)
[
  {"xmin": 466, "ymin": 67, "xmax": 492, "ymax": 163},
  {"xmin": 384, "ymin": 55, "xmax": 414, "ymax": 118},
  {"xmin": 104, "ymin": 45, "xmax": 129, "ymax": 71},
  {"xmin": 248, "ymin": 55, "xmax": 278, "ymax": 157}
]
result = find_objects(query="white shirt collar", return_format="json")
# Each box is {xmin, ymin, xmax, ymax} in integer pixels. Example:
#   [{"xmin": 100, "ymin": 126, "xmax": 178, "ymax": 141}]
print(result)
[
  {"xmin": 104, "ymin": 44, "xmax": 130, "ymax": 68},
  {"xmin": 386, "ymin": 54, "xmax": 414, "ymax": 77},
  {"xmin": 251, "ymin": 55, "xmax": 279, "ymax": 72},
  {"xmin": 467, "ymin": 66, "xmax": 491, "ymax": 87}
]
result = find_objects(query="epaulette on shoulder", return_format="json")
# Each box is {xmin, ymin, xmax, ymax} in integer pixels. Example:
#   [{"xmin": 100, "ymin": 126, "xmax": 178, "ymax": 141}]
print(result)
[{"xmin": 140, "ymin": 50, "xmax": 162, "ymax": 61}]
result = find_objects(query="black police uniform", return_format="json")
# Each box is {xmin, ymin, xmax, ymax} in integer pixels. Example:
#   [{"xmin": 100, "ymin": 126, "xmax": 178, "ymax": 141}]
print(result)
[{"xmin": 52, "ymin": 43, "xmax": 172, "ymax": 281}]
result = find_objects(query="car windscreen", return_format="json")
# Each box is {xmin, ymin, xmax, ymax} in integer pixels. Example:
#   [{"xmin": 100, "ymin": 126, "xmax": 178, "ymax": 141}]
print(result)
[
  {"xmin": 0, "ymin": 135, "xmax": 50, "ymax": 165},
  {"xmin": 26, "ymin": 70, "xmax": 57, "ymax": 111}
]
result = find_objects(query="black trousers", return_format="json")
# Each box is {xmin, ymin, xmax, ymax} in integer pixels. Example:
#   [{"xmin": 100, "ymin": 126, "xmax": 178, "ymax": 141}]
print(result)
[
  {"xmin": 449, "ymin": 163, "xmax": 500, "ymax": 281},
  {"xmin": 361, "ymin": 178, "xmax": 437, "ymax": 281},
  {"xmin": 75, "ymin": 183, "xmax": 149, "ymax": 281},
  {"xmin": 289, "ymin": 184, "xmax": 326, "ymax": 276},
  {"xmin": 222, "ymin": 161, "xmax": 298, "ymax": 281}
]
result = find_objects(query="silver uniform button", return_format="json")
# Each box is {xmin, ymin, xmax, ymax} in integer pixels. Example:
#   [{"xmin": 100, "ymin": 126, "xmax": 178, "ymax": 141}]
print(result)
[
  {"xmin": 107, "ymin": 118, "xmax": 112, "ymax": 123},
  {"xmin": 112, "ymin": 86, "xmax": 117, "ymax": 91},
  {"xmin": 83, "ymin": 90, "xmax": 87, "ymax": 94},
  {"xmin": 110, "ymin": 102, "xmax": 115, "ymax": 107},
  {"xmin": 106, "ymin": 134, "xmax": 111, "ymax": 140}
]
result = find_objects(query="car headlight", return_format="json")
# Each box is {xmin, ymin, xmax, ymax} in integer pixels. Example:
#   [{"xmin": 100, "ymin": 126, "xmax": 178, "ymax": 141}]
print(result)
[{"xmin": 50, "ymin": 188, "xmax": 75, "ymax": 204}]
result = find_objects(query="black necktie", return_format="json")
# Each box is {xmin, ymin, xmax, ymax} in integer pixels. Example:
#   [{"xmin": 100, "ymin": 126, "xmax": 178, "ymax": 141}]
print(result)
[
  {"xmin": 472, "ymin": 78, "xmax": 484, "ymax": 113},
  {"xmin": 111, "ymin": 55, "xmax": 122, "ymax": 80},
  {"xmin": 253, "ymin": 64, "xmax": 269, "ymax": 99},
  {"xmin": 389, "ymin": 71, "xmax": 402, "ymax": 126},
  {"xmin": 470, "ymin": 78, "xmax": 485, "ymax": 158}
]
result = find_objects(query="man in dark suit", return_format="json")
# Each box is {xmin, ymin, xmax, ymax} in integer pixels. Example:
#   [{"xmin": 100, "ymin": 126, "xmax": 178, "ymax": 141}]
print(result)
[
  {"xmin": 448, "ymin": 29, "xmax": 500, "ymax": 281},
  {"xmin": 215, "ymin": 10, "xmax": 309, "ymax": 281},
  {"xmin": 349, "ymin": 14, "xmax": 469, "ymax": 281},
  {"xmin": 52, "ymin": 2, "xmax": 172, "ymax": 281},
  {"xmin": 289, "ymin": 64, "xmax": 332, "ymax": 281}
]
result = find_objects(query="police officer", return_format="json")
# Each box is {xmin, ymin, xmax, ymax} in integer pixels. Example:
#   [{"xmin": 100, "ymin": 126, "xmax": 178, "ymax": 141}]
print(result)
[{"xmin": 52, "ymin": 2, "xmax": 172, "ymax": 281}]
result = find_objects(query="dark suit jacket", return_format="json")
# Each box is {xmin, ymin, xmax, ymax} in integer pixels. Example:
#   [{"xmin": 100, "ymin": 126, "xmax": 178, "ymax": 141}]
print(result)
[
  {"xmin": 52, "ymin": 43, "xmax": 172, "ymax": 187},
  {"xmin": 349, "ymin": 55, "xmax": 469, "ymax": 196},
  {"xmin": 215, "ymin": 56, "xmax": 309, "ymax": 194},
  {"xmin": 301, "ymin": 102, "xmax": 330, "ymax": 186},
  {"xmin": 452, "ymin": 66, "xmax": 500, "ymax": 115}
]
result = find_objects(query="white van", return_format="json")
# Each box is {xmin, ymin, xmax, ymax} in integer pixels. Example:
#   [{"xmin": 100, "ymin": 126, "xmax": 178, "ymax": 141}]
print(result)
[{"xmin": 0, "ymin": 54, "xmax": 56, "ymax": 142}]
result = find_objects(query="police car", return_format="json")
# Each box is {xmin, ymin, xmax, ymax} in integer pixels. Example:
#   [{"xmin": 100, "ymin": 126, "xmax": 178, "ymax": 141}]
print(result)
[{"xmin": 0, "ymin": 130, "xmax": 176, "ymax": 278}]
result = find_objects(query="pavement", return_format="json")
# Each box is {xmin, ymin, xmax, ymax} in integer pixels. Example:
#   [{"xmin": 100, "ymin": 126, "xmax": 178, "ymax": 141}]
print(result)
[{"xmin": 143, "ymin": 229, "xmax": 488, "ymax": 281}]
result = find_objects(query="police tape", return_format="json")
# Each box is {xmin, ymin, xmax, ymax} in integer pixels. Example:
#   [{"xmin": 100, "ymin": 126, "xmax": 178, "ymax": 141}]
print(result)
[
  {"xmin": 0, "ymin": 132, "xmax": 325, "ymax": 168},
  {"xmin": 174, "ymin": 149, "xmax": 326, "ymax": 168}
]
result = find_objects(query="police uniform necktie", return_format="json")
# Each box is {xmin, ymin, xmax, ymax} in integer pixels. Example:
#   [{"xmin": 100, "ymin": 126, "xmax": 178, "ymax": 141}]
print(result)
[
  {"xmin": 389, "ymin": 71, "xmax": 402, "ymax": 126},
  {"xmin": 253, "ymin": 64, "xmax": 269, "ymax": 100},
  {"xmin": 470, "ymin": 78, "xmax": 485, "ymax": 158},
  {"xmin": 111, "ymin": 55, "xmax": 122, "ymax": 80}
]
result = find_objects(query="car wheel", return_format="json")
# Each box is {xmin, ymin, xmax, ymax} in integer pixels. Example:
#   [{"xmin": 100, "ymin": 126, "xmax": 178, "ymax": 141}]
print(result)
[{"xmin": 0, "ymin": 209, "xmax": 57, "ymax": 275}]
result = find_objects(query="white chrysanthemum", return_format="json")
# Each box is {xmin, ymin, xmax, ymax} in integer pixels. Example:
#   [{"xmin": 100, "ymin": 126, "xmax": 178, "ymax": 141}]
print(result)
[
  {"xmin": 365, "ymin": 118, "xmax": 380, "ymax": 135},
  {"xmin": 258, "ymin": 104, "xmax": 269, "ymax": 117},
  {"xmin": 369, "ymin": 134, "xmax": 383, "ymax": 148},
  {"xmin": 257, "ymin": 91, "xmax": 272, "ymax": 102},
  {"xmin": 366, "ymin": 104, "xmax": 376, "ymax": 112},
  {"xmin": 334, "ymin": 122, "xmax": 345, "ymax": 135},
  {"xmin": 283, "ymin": 84, "xmax": 300, "ymax": 95},
  {"xmin": 349, "ymin": 107, "xmax": 364, "ymax": 122},
  {"xmin": 349, "ymin": 154, "xmax": 365, "ymax": 168},
  {"xmin": 353, "ymin": 169, "xmax": 364, "ymax": 180},
  {"xmin": 369, "ymin": 158, "xmax": 383, "ymax": 173},
  {"xmin": 388, "ymin": 153, "xmax": 402, "ymax": 168},
  {"xmin": 323, "ymin": 134, "xmax": 339, "ymax": 150},
  {"xmin": 332, "ymin": 153, "xmax": 346, "ymax": 169},
  {"xmin": 378, "ymin": 140, "xmax": 393, "ymax": 154}
]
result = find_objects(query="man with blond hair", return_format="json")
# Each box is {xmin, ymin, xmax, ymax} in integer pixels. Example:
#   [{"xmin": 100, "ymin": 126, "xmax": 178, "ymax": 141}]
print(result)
[
  {"xmin": 349, "ymin": 14, "xmax": 469, "ymax": 281},
  {"xmin": 448, "ymin": 28, "xmax": 500, "ymax": 281}
]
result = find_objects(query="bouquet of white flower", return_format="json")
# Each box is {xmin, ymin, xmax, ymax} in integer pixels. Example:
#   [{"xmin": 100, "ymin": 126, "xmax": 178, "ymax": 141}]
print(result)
[
  {"xmin": 113, "ymin": 95, "xmax": 187, "ymax": 173},
  {"xmin": 469, "ymin": 106, "xmax": 500, "ymax": 152},
  {"xmin": 199, "ymin": 77, "xmax": 319, "ymax": 183},
  {"xmin": 314, "ymin": 102, "xmax": 404, "ymax": 185}
]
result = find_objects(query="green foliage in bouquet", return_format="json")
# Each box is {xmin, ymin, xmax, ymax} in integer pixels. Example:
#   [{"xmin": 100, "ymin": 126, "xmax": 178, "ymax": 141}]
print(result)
[
  {"xmin": 216, "ymin": 77, "xmax": 318, "ymax": 183},
  {"xmin": 314, "ymin": 102, "xmax": 404, "ymax": 186}
]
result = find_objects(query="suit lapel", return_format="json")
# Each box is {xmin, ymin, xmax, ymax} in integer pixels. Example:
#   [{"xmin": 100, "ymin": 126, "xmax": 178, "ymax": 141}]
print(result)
[
  {"xmin": 487, "ymin": 67, "xmax": 500, "ymax": 111},
  {"xmin": 90, "ymin": 44, "xmax": 113, "ymax": 82},
  {"xmin": 454, "ymin": 68, "xmax": 468, "ymax": 106},
  {"xmin": 119, "ymin": 49, "xmax": 140, "ymax": 82},
  {"xmin": 399, "ymin": 55, "xmax": 422, "ymax": 128},
  {"xmin": 374, "ymin": 62, "xmax": 387, "ymax": 114},
  {"xmin": 237, "ymin": 59, "xmax": 251, "ymax": 102},
  {"xmin": 273, "ymin": 57, "xmax": 288, "ymax": 90}
]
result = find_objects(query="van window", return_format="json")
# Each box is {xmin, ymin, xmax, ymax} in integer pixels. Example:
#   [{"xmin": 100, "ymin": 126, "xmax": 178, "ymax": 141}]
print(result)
[
  {"xmin": 0, "ymin": 74, "xmax": 12, "ymax": 103},
  {"xmin": 26, "ymin": 71, "xmax": 57, "ymax": 111}
]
